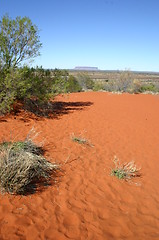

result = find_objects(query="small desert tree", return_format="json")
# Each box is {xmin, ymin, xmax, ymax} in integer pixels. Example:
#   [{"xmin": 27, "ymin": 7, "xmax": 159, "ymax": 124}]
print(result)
[
  {"xmin": 0, "ymin": 15, "xmax": 45, "ymax": 114},
  {"xmin": 0, "ymin": 15, "xmax": 42, "ymax": 69}
]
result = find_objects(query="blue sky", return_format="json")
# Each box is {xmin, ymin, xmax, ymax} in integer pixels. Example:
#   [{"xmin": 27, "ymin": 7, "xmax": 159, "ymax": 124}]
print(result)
[{"xmin": 0, "ymin": 0, "xmax": 159, "ymax": 71}]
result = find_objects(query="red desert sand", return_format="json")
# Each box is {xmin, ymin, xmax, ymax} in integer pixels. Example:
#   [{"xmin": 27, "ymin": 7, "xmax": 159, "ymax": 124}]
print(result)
[{"xmin": 0, "ymin": 92, "xmax": 159, "ymax": 240}]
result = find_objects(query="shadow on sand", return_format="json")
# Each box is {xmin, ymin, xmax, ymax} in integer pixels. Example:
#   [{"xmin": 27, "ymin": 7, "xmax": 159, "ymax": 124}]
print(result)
[
  {"xmin": 20, "ymin": 168, "xmax": 64, "ymax": 196},
  {"xmin": 12, "ymin": 99, "xmax": 93, "ymax": 121}
]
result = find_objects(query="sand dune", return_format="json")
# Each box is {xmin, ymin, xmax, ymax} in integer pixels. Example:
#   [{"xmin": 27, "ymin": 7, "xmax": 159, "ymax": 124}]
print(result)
[{"xmin": 0, "ymin": 92, "xmax": 159, "ymax": 240}]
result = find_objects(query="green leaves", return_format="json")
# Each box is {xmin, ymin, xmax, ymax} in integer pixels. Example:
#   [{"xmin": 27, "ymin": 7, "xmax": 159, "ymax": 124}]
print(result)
[
  {"xmin": 0, "ymin": 15, "xmax": 42, "ymax": 69},
  {"xmin": 0, "ymin": 66, "xmax": 52, "ymax": 114}
]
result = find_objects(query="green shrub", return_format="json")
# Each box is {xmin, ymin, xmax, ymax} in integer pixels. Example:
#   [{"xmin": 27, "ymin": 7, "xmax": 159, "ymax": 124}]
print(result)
[
  {"xmin": 85, "ymin": 78, "xmax": 94, "ymax": 90},
  {"xmin": 93, "ymin": 82, "xmax": 104, "ymax": 91},
  {"xmin": 0, "ymin": 68, "xmax": 16, "ymax": 113},
  {"xmin": 0, "ymin": 66, "xmax": 52, "ymax": 115},
  {"xmin": 130, "ymin": 80, "xmax": 142, "ymax": 93},
  {"xmin": 66, "ymin": 75, "xmax": 82, "ymax": 92},
  {"xmin": 51, "ymin": 68, "xmax": 69, "ymax": 94},
  {"xmin": 51, "ymin": 70, "xmax": 82, "ymax": 94},
  {"xmin": 76, "ymin": 73, "xmax": 94, "ymax": 90},
  {"xmin": 140, "ymin": 83, "xmax": 157, "ymax": 92}
]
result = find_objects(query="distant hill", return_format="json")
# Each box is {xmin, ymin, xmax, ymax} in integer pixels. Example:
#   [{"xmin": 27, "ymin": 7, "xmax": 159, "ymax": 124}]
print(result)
[{"xmin": 74, "ymin": 66, "xmax": 99, "ymax": 71}]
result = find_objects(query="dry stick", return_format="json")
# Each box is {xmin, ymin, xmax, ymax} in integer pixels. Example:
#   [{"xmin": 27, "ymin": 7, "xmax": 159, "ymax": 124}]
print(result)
[{"xmin": 63, "ymin": 155, "xmax": 81, "ymax": 165}]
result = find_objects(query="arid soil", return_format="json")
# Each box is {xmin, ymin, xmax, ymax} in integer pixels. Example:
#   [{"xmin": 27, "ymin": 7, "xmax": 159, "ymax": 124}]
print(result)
[{"xmin": 0, "ymin": 92, "xmax": 159, "ymax": 240}]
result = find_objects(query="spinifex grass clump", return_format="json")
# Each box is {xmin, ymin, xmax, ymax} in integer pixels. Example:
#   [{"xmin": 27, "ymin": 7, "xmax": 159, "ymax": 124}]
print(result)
[
  {"xmin": 0, "ymin": 138, "xmax": 59, "ymax": 195},
  {"xmin": 1, "ymin": 139, "xmax": 43, "ymax": 156},
  {"xmin": 72, "ymin": 136, "xmax": 88, "ymax": 144},
  {"xmin": 71, "ymin": 133, "xmax": 93, "ymax": 147},
  {"xmin": 111, "ymin": 156, "xmax": 141, "ymax": 180}
]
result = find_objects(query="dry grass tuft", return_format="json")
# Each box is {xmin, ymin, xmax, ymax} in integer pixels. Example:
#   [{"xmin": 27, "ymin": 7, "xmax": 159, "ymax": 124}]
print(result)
[
  {"xmin": 71, "ymin": 133, "xmax": 93, "ymax": 147},
  {"xmin": 111, "ymin": 156, "xmax": 141, "ymax": 180},
  {"xmin": 0, "ymin": 130, "xmax": 59, "ymax": 195}
]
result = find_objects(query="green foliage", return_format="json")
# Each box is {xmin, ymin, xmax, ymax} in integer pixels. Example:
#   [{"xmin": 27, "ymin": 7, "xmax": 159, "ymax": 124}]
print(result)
[
  {"xmin": 0, "ymin": 15, "xmax": 42, "ymax": 69},
  {"xmin": 140, "ymin": 83, "xmax": 157, "ymax": 92},
  {"xmin": 93, "ymin": 82, "xmax": 104, "ymax": 91},
  {"xmin": 76, "ymin": 73, "xmax": 94, "ymax": 90},
  {"xmin": 0, "ymin": 14, "xmax": 83, "ymax": 115},
  {"xmin": 0, "ymin": 66, "xmax": 52, "ymax": 114},
  {"xmin": 112, "ymin": 169, "xmax": 126, "ymax": 179},
  {"xmin": 51, "ymin": 68, "xmax": 69, "ymax": 94},
  {"xmin": 51, "ymin": 69, "xmax": 82, "ymax": 94},
  {"xmin": 66, "ymin": 75, "xmax": 82, "ymax": 92},
  {"xmin": 85, "ymin": 77, "xmax": 94, "ymax": 90},
  {"xmin": 0, "ymin": 68, "xmax": 16, "ymax": 113},
  {"xmin": 129, "ymin": 82, "xmax": 159, "ymax": 94},
  {"xmin": 130, "ymin": 80, "xmax": 142, "ymax": 93},
  {"xmin": 22, "ymin": 66, "xmax": 52, "ymax": 101}
]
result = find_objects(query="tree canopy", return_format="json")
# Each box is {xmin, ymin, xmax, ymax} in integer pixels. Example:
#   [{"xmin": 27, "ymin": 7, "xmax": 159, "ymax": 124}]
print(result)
[{"xmin": 0, "ymin": 15, "xmax": 42, "ymax": 69}]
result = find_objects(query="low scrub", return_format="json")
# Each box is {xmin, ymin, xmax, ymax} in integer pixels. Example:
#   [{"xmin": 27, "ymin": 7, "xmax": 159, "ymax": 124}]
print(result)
[
  {"xmin": 76, "ymin": 73, "xmax": 94, "ymax": 90},
  {"xmin": 140, "ymin": 83, "xmax": 158, "ymax": 93},
  {"xmin": 0, "ymin": 137, "xmax": 59, "ymax": 195},
  {"xmin": 0, "ymin": 66, "xmax": 52, "ymax": 115},
  {"xmin": 65, "ymin": 75, "xmax": 82, "ymax": 93},
  {"xmin": 93, "ymin": 82, "xmax": 104, "ymax": 91},
  {"xmin": 103, "ymin": 71, "xmax": 134, "ymax": 93},
  {"xmin": 71, "ymin": 133, "xmax": 93, "ymax": 147},
  {"xmin": 111, "ymin": 156, "xmax": 141, "ymax": 180}
]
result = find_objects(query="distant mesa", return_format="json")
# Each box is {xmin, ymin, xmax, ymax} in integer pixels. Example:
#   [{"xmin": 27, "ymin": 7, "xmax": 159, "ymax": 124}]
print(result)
[{"xmin": 74, "ymin": 66, "xmax": 99, "ymax": 71}]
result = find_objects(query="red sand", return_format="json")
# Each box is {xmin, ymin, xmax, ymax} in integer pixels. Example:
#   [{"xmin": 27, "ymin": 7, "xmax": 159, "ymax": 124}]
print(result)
[{"xmin": 0, "ymin": 92, "xmax": 159, "ymax": 240}]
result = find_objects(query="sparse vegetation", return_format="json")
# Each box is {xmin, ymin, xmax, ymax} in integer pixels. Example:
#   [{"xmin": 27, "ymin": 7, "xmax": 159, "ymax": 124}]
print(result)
[
  {"xmin": 111, "ymin": 156, "xmax": 141, "ymax": 180},
  {"xmin": 140, "ymin": 83, "xmax": 158, "ymax": 93},
  {"xmin": 65, "ymin": 75, "xmax": 82, "ymax": 93},
  {"xmin": 70, "ymin": 70, "xmax": 159, "ymax": 94},
  {"xmin": 1, "ymin": 14, "xmax": 159, "ymax": 115},
  {"xmin": 76, "ymin": 73, "xmax": 94, "ymax": 90},
  {"xmin": 0, "ymin": 130, "xmax": 59, "ymax": 195},
  {"xmin": 93, "ymin": 82, "xmax": 104, "ymax": 91},
  {"xmin": 102, "ymin": 70, "xmax": 134, "ymax": 93},
  {"xmin": 71, "ymin": 133, "xmax": 93, "ymax": 147}
]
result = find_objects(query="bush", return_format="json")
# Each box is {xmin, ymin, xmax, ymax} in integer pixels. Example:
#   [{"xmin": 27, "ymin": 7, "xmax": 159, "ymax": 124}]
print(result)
[
  {"xmin": 85, "ymin": 77, "xmax": 94, "ymax": 90},
  {"xmin": 65, "ymin": 75, "xmax": 82, "ymax": 93},
  {"xmin": 51, "ymin": 68, "xmax": 69, "ymax": 94},
  {"xmin": 102, "ymin": 71, "xmax": 134, "ymax": 92},
  {"xmin": 117, "ymin": 70, "xmax": 134, "ymax": 92},
  {"xmin": 130, "ymin": 80, "xmax": 142, "ymax": 93},
  {"xmin": 0, "ymin": 66, "xmax": 52, "ymax": 115},
  {"xmin": 140, "ymin": 83, "xmax": 157, "ymax": 93},
  {"xmin": 0, "ymin": 68, "xmax": 16, "ymax": 113},
  {"xmin": 76, "ymin": 73, "xmax": 94, "ymax": 90},
  {"xmin": 0, "ymin": 138, "xmax": 59, "ymax": 195},
  {"xmin": 93, "ymin": 82, "xmax": 104, "ymax": 91},
  {"xmin": 51, "ymin": 70, "xmax": 82, "ymax": 94}
]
